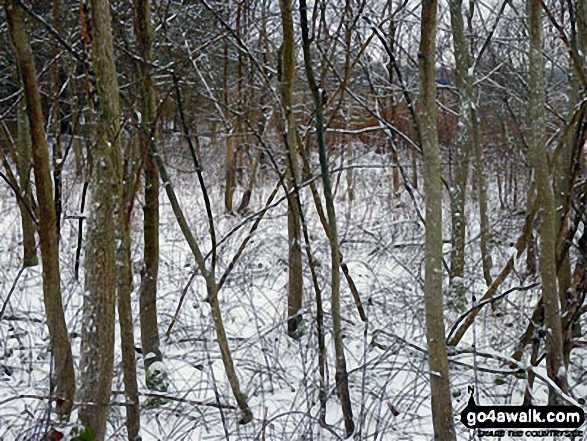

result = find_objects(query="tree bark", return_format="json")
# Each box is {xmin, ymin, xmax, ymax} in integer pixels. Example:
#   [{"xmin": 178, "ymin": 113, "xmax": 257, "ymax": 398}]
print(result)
[
  {"xmin": 419, "ymin": 0, "xmax": 457, "ymax": 438},
  {"xmin": 4, "ymin": 0, "xmax": 75, "ymax": 417},
  {"xmin": 473, "ymin": 112, "xmax": 492, "ymax": 287},
  {"xmin": 223, "ymin": 11, "xmax": 236, "ymax": 214},
  {"xmin": 448, "ymin": 0, "xmax": 472, "ymax": 307},
  {"xmin": 117, "ymin": 214, "xmax": 141, "ymax": 440},
  {"xmin": 50, "ymin": 0, "xmax": 63, "ymax": 236},
  {"xmin": 527, "ymin": 0, "xmax": 569, "ymax": 404},
  {"xmin": 78, "ymin": 0, "xmax": 123, "ymax": 437},
  {"xmin": 16, "ymin": 102, "xmax": 38, "ymax": 267},
  {"xmin": 387, "ymin": 1, "xmax": 400, "ymax": 195},
  {"xmin": 279, "ymin": 0, "xmax": 304, "ymax": 339},
  {"xmin": 555, "ymin": 0, "xmax": 587, "ymax": 311},
  {"xmin": 225, "ymin": 134, "xmax": 237, "ymax": 214},
  {"xmin": 133, "ymin": 0, "xmax": 163, "ymax": 379}
]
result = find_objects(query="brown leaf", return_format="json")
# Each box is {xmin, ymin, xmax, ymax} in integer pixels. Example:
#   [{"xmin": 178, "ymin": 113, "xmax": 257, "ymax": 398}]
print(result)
[{"xmin": 46, "ymin": 428, "xmax": 64, "ymax": 441}]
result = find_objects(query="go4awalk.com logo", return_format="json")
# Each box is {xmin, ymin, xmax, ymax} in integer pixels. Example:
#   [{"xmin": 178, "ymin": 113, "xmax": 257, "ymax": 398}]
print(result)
[{"xmin": 460, "ymin": 387, "xmax": 585, "ymax": 438}]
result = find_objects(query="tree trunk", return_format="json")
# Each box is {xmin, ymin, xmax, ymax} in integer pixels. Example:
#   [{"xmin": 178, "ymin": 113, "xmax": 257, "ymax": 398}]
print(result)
[
  {"xmin": 555, "ymin": 0, "xmax": 586, "ymax": 308},
  {"xmin": 117, "ymin": 212, "xmax": 141, "ymax": 440},
  {"xmin": 133, "ymin": 0, "xmax": 163, "ymax": 380},
  {"xmin": 78, "ymin": 0, "xmax": 123, "ymax": 436},
  {"xmin": 411, "ymin": 149, "xmax": 418, "ymax": 189},
  {"xmin": 16, "ymin": 102, "xmax": 38, "ymax": 267},
  {"xmin": 223, "ymin": 23, "xmax": 236, "ymax": 214},
  {"xmin": 279, "ymin": 0, "xmax": 304, "ymax": 338},
  {"xmin": 4, "ymin": 0, "xmax": 75, "ymax": 417},
  {"xmin": 50, "ymin": 0, "xmax": 63, "ymax": 237},
  {"xmin": 526, "ymin": 180, "xmax": 538, "ymax": 275},
  {"xmin": 299, "ymin": 0, "xmax": 355, "ymax": 436},
  {"xmin": 554, "ymin": 88, "xmax": 574, "ymax": 301},
  {"xmin": 473, "ymin": 112, "xmax": 492, "ymax": 286},
  {"xmin": 419, "ymin": 0, "xmax": 457, "ymax": 438},
  {"xmin": 527, "ymin": 0, "xmax": 569, "ymax": 404},
  {"xmin": 388, "ymin": 1, "xmax": 400, "ymax": 196},
  {"xmin": 225, "ymin": 134, "xmax": 237, "ymax": 214},
  {"xmin": 448, "ymin": 0, "xmax": 472, "ymax": 308},
  {"xmin": 148, "ymin": 137, "xmax": 253, "ymax": 424}
]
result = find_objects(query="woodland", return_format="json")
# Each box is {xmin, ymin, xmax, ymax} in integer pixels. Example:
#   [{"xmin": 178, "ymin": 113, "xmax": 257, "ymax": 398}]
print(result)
[{"xmin": 0, "ymin": 0, "xmax": 586, "ymax": 440}]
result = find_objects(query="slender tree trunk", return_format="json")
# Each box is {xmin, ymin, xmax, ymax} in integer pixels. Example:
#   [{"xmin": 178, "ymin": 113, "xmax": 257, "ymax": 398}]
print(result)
[
  {"xmin": 78, "ymin": 0, "xmax": 122, "ymax": 436},
  {"xmin": 234, "ymin": 2, "xmax": 245, "ymax": 187},
  {"xmin": 411, "ymin": 149, "xmax": 418, "ymax": 189},
  {"xmin": 50, "ymin": 0, "xmax": 63, "ymax": 236},
  {"xmin": 448, "ymin": 0, "xmax": 472, "ymax": 308},
  {"xmin": 523, "ymin": 334, "xmax": 540, "ymax": 405},
  {"xmin": 526, "ymin": 180, "xmax": 538, "ymax": 275},
  {"xmin": 133, "ymin": 0, "xmax": 163, "ymax": 379},
  {"xmin": 449, "ymin": 197, "xmax": 540, "ymax": 346},
  {"xmin": 237, "ymin": 149, "xmax": 262, "ymax": 214},
  {"xmin": 16, "ymin": 102, "xmax": 38, "ymax": 267},
  {"xmin": 223, "ymin": 12, "xmax": 235, "ymax": 214},
  {"xmin": 387, "ymin": 1, "xmax": 400, "ymax": 196},
  {"xmin": 148, "ymin": 140, "xmax": 253, "ymax": 424},
  {"xmin": 466, "ymin": 0, "xmax": 492, "ymax": 288},
  {"xmin": 117, "ymin": 213, "xmax": 141, "ymax": 440},
  {"xmin": 279, "ymin": 0, "xmax": 304, "ymax": 338},
  {"xmin": 116, "ymin": 111, "xmax": 141, "ymax": 440},
  {"xmin": 527, "ymin": 0, "xmax": 569, "ymax": 404},
  {"xmin": 341, "ymin": 0, "xmax": 355, "ymax": 202},
  {"xmin": 554, "ymin": 107, "xmax": 573, "ymax": 302},
  {"xmin": 225, "ymin": 134, "xmax": 236, "ymax": 213},
  {"xmin": 566, "ymin": 0, "xmax": 587, "ymax": 357},
  {"xmin": 4, "ymin": 0, "xmax": 75, "ymax": 417},
  {"xmin": 237, "ymin": 50, "xmax": 269, "ymax": 214},
  {"xmin": 555, "ymin": 0, "xmax": 586, "ymax": 306},
  {"xmin": 299, "ymin": 0, "xmax": 355, "ymax": 436},
  {"xmin": 473, "ymin": 111, "xmax": 492, "ymax": 286},
  {"xmin": 579, "ymin": 0, "xmax": 587, "ymax": 81},
  {"xmin": 419, "ymin": 0, "xmax": 457, "ymax": 438},
  {"xmin": 295, "ymin": 130, "xmax": 329, "ymax": 425}
]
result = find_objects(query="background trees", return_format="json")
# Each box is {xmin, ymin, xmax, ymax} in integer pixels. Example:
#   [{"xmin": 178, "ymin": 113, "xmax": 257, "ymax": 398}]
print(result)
[{"xmin": 0, "ymin": 0, "xmax": 586, "ymax": 439}]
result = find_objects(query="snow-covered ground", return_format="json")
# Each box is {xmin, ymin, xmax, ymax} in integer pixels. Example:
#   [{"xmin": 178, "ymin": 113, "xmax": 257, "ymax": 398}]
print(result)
[{"xmin": 0, "ymin": 143, "xmax": 585, "ymax": 440}]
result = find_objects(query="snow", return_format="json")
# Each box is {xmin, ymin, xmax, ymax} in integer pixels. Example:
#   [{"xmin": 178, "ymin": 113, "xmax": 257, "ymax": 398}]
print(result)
[
  {"xmin": 507, "ymin": 244, "xmax": 518, "ymax": 262},
  {"xmin": 196, "ymin": 300, "xmax": 211, "ymax": 317},
  {"xmin": 0, "ymin": 143, "xmax": 585, "ymax": 440},
  {"xmin": 146, "ymin": 361, "xmax": 166, "ymax": 374}
]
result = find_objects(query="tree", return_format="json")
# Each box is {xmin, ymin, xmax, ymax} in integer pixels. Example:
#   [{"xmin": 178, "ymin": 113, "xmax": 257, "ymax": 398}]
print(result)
[
  {"xmin": 4, "ymin": 0, "xmax": 75, "ymax": 417},
  {"xmin": 448, "ymin": 0, "xmax": 492, "ymax": 297},
  {"xmin": 133, "ymin": 0, "xmax": 164, "ymax": 383},
  {"xmin": 278, "ymin": 0, "xmax": 304, "ymax": 339},
  {"xmin": 16, "ymin": 102, "xmax": 38, "ymax": 267},
  {"xmin": 527, "ymin": 0, "xmax": 568, "ymax": 404},
  {"xmin": 419, "ymin": 0, "xmax": 457, "ymax": 438},
  {"xmin": 299, "ymin": 0, "xmax": 355, "ymax": 436},
  {"xmin": 448, "ymin": 0, "xmax": 472, "ymax": 306},
  {"xmin": 148, "ymin": 134, "xmax": 254, "ymax": 424},
  {"xmin": 554, "ymin": 0, "xmax": 585, "ymax": 312},
  {"xmin": 78, "ymin": 0, "xmax": 123, "ymax": 436}
]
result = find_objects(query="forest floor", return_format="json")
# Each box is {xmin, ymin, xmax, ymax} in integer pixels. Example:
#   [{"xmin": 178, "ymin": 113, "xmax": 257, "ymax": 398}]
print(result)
[{"xmin": 0, "ymin": 143, "xmax": 586, "ymax": 440}]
